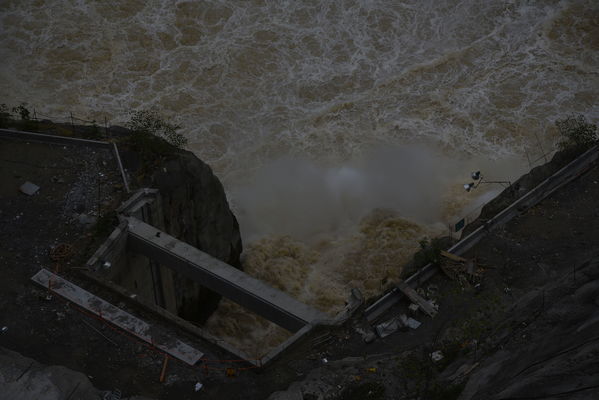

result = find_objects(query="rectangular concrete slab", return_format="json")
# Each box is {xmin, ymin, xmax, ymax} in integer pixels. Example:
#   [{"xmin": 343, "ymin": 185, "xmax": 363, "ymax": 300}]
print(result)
[
  {"xmin": 126, "ymin": 217, "xmax": 327, "ymax": 332},
  {"xmin": 31, "ymin": 269, "xmax": 203, "ymax": 365}
]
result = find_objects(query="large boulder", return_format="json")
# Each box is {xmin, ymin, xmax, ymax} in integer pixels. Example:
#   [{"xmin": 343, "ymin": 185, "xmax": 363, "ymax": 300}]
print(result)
[{"xmin": 148, "ymin": 149, "xmax": 243, "ymax": 323}]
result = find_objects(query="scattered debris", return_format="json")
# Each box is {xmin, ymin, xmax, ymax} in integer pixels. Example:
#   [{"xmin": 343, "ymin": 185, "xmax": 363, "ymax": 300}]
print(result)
[
  {"xmin": 446, "ymin": 362, "xmax": 480, "ymax": 382},
  {"xmin": 439, "ymin": 252, "xmax": 483, "ymax": 288},
  {"xmin": 312, "ymin": 332, "xmax": 334, "ymax": 348},
  {"xmin": 375, "ymin": 318, "xmax": 401, "ymax": 338},
  {"xmin": 101, "ymin": 389, "xmax": 122, "ymax": 400},
  {"xmin": 362, "ymin": 331, "xmax": 377, "ymax": 343},
  {"xmin": 19, "ymin": 181, "xmax": 40, "ymax": 196},
  {"xmin": 404, "ymin": 317, "xmax": 421, "ymax": 330},
  {"xmin": 354, "ymin": 324, "xmax": 377, "ymax": 343},
  {"xmin": 375, "ymin": 313, "xmax": 423, "ymax": 338},
  {"xmin": 163, "ymin": 375, "xmax": 180, "ymax": 386},
  {"xmin": 159, "ymin": 355, "xmax": 169, "ymax": 383},
  {"xmin": 408, "ymin": 303, "xmax": 420, "ymax": 314},
  {"xmin": 426, "ymin": 284, "xmax": 439, "ymax": 297},
  {"xmin": 49, "ymin": 243, "xmax": 72, "ymax": 262},
  {"xmin": 194, "ymin": 382, "xmax": 203, "ymax": 392},
  {"xmin": 397, "ymin": 281, "xmax": 438, "ymax": 317},
  {"xmin": 440, "ymin": 250, "xmax": 467, "ymax": 263},
  {"xmin": 77, "ymin": 213, "xmax": 97, "ymax": 226},
  {"xmin": 345, "ymin": 288, "xmax": 364, "ymax": 311},
  {"xmin": 430, "ymin": 351, "xmax": 444, "ymax": 362}
]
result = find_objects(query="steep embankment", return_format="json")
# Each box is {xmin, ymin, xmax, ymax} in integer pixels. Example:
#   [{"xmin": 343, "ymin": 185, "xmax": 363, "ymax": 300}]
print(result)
[
  {"xmin": 457, "ymin": 254, "xmax": 599, "ymax": 399},
  {"xmin": 147, "ymin": 150, "xmax": 243, "ymax": 322},
  {"xmin": 113, "ymin": 126, "xmax": 244, "ymax": 323},
  {"xmin": 0, "ymin": 347, "xmax": 153, "ymax": 400}
]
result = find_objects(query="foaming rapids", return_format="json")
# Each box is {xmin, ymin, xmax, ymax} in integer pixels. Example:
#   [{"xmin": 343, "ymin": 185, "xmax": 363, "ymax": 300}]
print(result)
[
  {"xmin": 233, "ymin": 146, "xmax": 456, "ymax": 242},
  {"xmin": 1, "ymin": 0, "xmax": 597, "ymax": 356},
  {"xmin": 203, "ymin": 147, "xmax": 528, "ymax": 355}
]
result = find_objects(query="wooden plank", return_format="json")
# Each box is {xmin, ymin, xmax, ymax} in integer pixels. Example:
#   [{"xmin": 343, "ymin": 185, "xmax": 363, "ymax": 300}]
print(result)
[
  {"xmin": 396, "ymin": 281, "xmax": 438, "ymax": 317},
  {"xmin": 440, "ymin": 250, "xmax": 468, "ymax": 263},
  {"xmin": 31, "ymin": 269, "xmax": 203, "ymax": 365}
]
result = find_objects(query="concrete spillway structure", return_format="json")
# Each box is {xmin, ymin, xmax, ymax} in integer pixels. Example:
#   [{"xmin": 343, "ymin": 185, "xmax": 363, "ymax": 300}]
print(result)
[
  {"xmin": 86, "ymin": 187, "xmax": 360, "ymax": 365},
  {"xmin": 125, "ymin": 217, "xmax": 327, "ymax": 333}
]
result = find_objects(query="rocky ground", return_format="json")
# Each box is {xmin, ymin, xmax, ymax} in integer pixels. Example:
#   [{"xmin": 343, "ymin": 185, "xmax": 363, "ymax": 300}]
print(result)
[
  {"xmin": 0, "ymin": 135, "xmax": 243, "ymax": 400},
  {"xmin": 1, "ymin": 128, "xmax": 598, "ymax": 400}
]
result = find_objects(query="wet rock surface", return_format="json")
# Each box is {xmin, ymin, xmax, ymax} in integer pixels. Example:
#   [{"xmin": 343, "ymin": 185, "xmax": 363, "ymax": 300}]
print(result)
[{"xmin": 144, "ymin": 150, "xmax": 243, "ymax": 323}]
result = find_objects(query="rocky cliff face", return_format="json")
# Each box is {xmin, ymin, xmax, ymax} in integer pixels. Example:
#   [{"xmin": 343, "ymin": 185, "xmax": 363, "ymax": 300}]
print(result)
[
  {"xmin": 147, "ymin": 150, "xmax": 243, "ymax": 323},
  {"xmin": 457, "ymin": 254, "xmax": 599, "ymax": 400},
  {"xmin": 0, "ymin": 347, "xmax": 154, "ymax": 400},
  {"xmin": 118, "ymin": 136, "xmax": 243, "ymax": 324}
]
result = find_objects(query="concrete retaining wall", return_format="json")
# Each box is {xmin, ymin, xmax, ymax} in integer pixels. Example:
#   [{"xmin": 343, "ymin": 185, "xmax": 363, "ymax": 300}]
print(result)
[{"xmin": 365, "ymin": 145, "xmax": 599, "ymax": 322}]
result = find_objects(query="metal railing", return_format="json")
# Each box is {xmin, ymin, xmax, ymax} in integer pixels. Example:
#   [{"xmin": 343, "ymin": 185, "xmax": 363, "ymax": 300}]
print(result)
[{"xmin": 1, "ymin": 104, "xmax": 118, "ymax": 140}]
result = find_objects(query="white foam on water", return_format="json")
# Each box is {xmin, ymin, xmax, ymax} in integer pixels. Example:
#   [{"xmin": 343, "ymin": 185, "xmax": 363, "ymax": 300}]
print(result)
[{"xmin": 2, "ymin": 0, "xmax": 598, "ymax": 355}]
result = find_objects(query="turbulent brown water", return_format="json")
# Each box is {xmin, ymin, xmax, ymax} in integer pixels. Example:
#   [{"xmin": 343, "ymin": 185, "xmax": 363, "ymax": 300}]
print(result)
[{"xmin": 2, "ymin": 0, "xmax": 597, "ymax": 356}]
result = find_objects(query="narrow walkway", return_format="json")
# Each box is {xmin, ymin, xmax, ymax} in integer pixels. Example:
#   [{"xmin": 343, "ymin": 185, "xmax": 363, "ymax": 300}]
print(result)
[{"xmin": 126, "ymin": 217, "xmax": 327, "ymax": 332}]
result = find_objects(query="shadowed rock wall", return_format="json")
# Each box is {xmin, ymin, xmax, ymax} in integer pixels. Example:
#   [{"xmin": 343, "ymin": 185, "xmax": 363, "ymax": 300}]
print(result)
[{"xmin": 148, "ymin": 150, "xmax": 243, "ymax": 323}]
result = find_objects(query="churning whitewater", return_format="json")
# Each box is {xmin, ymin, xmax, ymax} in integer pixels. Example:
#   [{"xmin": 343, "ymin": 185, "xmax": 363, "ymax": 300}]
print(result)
[{"xmin": 2, "ymin": 0, "xmax": 597, "ymax": 355}]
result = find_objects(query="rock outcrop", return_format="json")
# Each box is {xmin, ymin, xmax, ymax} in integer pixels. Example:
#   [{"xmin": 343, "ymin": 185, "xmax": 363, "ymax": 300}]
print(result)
[
  {"xmin": 458, "ymin": 254, "xmax": 599, "ymax": 399},
  {"xmin": 0, "ymin": 347, "xmax": 154, "ymax": 400},
  {"xmin": 147, "ymin": 150, "xmax": 243, "ymax": 323}
]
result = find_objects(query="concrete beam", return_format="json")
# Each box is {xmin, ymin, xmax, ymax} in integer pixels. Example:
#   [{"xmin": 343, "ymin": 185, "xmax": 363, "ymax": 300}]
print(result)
[
  {"xmin": 31, "ymin": 269, "xmax": 204, "ymax": 365},
  {"xmin": 125, "ymin": 217, "xmax": 327, "ymax": 332}
]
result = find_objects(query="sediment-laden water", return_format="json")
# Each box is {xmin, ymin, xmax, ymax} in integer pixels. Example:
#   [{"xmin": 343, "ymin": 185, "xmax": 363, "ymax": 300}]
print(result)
[{"xmin": 2, "ymin": 0, "xmax": 597, "ymax": 356}]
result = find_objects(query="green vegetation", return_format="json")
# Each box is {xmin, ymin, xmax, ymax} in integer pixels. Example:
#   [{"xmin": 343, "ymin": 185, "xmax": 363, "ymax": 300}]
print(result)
[
  {"xmin": 0, "ymin": 104, "xmax": 10, "ymax": 128},
  {"xmin": 126, "ymin": 109, "xmax": 187, "ymax": 149},
  {"xmin": 556, "ymin": 114, "xmax": 597, "ymax": 150},
  {"xmin": 403, "ymin": 237, "xmax": 448, "ymax": 277},
  {"xmin": 12, "ymin": 102, "xmax": 31, "ymax": 120},
  {"xmin": 415, "ymin": 237, "xmax": 443, "ymax": 266},
  {"xmin": 0, "ymin": 102, "xmax": 34, "ymax": 130}
]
